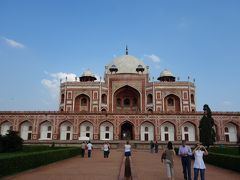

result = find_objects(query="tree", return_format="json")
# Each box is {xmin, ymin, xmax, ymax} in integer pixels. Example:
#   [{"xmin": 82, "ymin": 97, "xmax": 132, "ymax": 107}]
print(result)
[
  {"xmin": 199, "ymin": 104, "xmax": 216, "ymax": 148},
  {"xmin": 0, "ymin": 130, "xmax": 23, "ymax": 152}
]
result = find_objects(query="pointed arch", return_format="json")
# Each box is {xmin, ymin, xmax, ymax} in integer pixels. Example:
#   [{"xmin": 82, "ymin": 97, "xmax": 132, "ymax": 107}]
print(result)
[
  {"xmin": 99, "ymin": 121, "xmax": 114, "ymax": 140},
  {"xmin": 74, "ymin": 94, "xmax": 90, "ymax": 112},
  {"xmin": 147, "ymin": 94, "xmax": 153, "ymax": 104},
  {"xmin": 61, "ymin": 93, "xmax": 65, "ymax": 104},
  {"xmin": 160, "ymin": 121, "xmax": 176, "ymax": 141},
  {"xmin": 79, "ymin": 121, "xmax": 94, "ymax": 140},
  {"xmin": 224, "ymin": 122, "xmax": 238, "ymax": 142},
  {"xmin": 101, "ymin": 108, "xmax": 107, "ymax": 112},
  {"xmin": 101, "ymin": 94, "xmax": 107, "ymax": 104},
  {"xmin": 120, "ymin": 120, "xmax": 134, "ymax": 140},
  {"xmin": 39, "ymin": 120, "xmax": 52, "ymax": 140},
  {"xmin": 113, "ymin": 85, "xmax": 141, "ymax": 112},
  {"xmin": 20, "ymin": 121, "xmax": 32, "ymax": 140},
  {"xmin": 164, "ymin": 94, "xmax": 181, "ymax": 112},
  {"xmin": 181, "ymin": 121, "xmax": 196, "ymax": 141},
  {"xmin": 60, "ymin": 120, "xmax": 73, "ymax": 140},
  {"xmin": 0, "ymin": 121, "xmax": 13, "ymax": 135},
  {"xmin": 140, "ymin": 121, "xmax": 154, "ymax": 141}
]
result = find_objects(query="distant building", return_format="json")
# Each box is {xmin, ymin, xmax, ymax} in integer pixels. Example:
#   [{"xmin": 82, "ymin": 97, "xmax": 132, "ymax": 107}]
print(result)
[{"xmin": 0, "ymin": 49, "xmax": 239, "ymax": 143}]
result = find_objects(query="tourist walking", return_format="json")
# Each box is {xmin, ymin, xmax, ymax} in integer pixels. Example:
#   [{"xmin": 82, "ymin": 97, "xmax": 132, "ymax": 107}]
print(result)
[
  {"xmin": 162, "ymin": 141, "xmax": 175, "ymax": 180},
  {"xmin": 178, "ymin": 140, "xmax": 192, "ymax": 180},
  {"xmin": 154, "ymin": 140, "xmax": 159, "ymax": 153},
  {"xmin": 150, "ymin": 140, "xmax": 154, "ymax": 153},
  {"xmin": 103, "ymin": 141, "xmax": 110, "ymax": 158},
  {"xmin": 81, "ymin": 141, "xmax": 86, "ymax": 157},
  {"xmin": 87, "ymin": 141, "xmax": 93, "ymax": 158},
  {"xmin": 124, "ymin": 141, "xmax": 131, "ymax": 157},
  {"xmin": 193, "ymin": 143, "xmax": 208, "ymax": 180}
]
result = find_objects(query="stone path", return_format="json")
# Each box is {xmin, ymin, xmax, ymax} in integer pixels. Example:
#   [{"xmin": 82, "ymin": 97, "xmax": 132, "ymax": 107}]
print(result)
[
  {"xmin": 132, "ymin": 149, "xmax": 240, "ymax": 180},
  {"xmin": 3, "ymin": 149, "xmax": 240, "ymax": 180}
]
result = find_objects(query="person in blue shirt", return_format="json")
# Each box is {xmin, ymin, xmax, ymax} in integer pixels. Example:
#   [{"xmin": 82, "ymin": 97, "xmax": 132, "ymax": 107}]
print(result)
[{"xmin": 178, "ymin": 140, "xmax": 192, "ymax": 180}]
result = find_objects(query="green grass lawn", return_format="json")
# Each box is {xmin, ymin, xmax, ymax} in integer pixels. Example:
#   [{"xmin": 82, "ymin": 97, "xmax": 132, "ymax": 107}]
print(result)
[{"xmin": 0, "ymin": 145, "xmax": 69, "ymax": 159}]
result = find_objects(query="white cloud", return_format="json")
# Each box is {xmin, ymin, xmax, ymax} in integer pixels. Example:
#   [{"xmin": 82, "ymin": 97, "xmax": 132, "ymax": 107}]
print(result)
[
  {"xmin": 41, "ymin": 72, "xmax": 77, "ymax": 98},
  {"xmin": 2, "ymin": 37, "xmax": 25, "ymax": 48},
  {"xmin": 50, "ymin": 72, "xmax": 76, "ymax": 82},
  {"xmin": 144, "ymin": 54, "xmax": 161, "ymax": 63}
]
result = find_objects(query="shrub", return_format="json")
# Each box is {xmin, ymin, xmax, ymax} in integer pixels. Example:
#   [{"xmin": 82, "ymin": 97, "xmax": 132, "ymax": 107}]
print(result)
[
  {"xmin": 0, "ymin": 147, "xmax": 81, "ymax": 177},
  {"xmin": 204, "ymin": 152, "xmax": 240, "ymax": 172},
  {"xmin": 209, "ymin": 146, "xmax": 239, "ymax": 155},
  {"xmin": 0, "ymin": 131, "xmax": 23, "ymax": 152}
]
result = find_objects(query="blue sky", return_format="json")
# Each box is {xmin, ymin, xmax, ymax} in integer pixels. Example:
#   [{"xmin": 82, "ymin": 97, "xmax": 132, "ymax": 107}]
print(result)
[{"xmin": 0, "ymin": 0, "xmax": 240, "ymax": 111}]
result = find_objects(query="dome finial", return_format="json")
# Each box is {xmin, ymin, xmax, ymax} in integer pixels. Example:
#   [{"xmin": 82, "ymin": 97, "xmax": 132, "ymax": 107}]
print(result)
[{"xmin": 125, "ymin": 45, "xmax": 128, "ymax": 55}]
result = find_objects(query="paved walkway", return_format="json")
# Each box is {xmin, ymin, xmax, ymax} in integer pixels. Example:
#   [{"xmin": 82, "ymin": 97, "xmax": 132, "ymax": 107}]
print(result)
[
  {"xmin": 132, "ymin": 150, "xmax": 240, "ymax": 180},
  {"xmin": 3, "ymin": 149, "xmax": 240, "ymax": 180}
]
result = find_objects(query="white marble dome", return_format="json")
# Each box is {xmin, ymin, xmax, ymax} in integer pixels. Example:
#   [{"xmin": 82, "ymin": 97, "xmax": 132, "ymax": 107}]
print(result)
[
  {"xmin": 81, "ymin": 69, "xmax": 95, "ymax": 77},
  {"xmin": 106, "ymin": 55, "xmax": 148, "ymax": 74},
  {"xmin": 160, "ymin": 69, "xmax": 175, "ymax": 77}
]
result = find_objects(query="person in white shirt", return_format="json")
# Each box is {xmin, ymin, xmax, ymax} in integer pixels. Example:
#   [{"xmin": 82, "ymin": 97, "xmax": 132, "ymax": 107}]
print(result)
[
  {"xmin": 103, "ymin": 141, "xmax": 110, "ymax": 158},
  {"xmin": 124, "ymin": 141, "xmax": 131, "ymax": 157},
  {"xmin": 192, "ymin": 143, "xmax": 208, "ymax": 180},
  {"xmin": 87, "ymin": 141, "xmax": 93, "ymax": 158}
]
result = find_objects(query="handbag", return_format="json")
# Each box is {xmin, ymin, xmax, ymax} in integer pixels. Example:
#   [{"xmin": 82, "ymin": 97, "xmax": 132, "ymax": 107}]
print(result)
[{"xmin": 161, "ymin": 151, "xmax": 166, "ymax": 162}]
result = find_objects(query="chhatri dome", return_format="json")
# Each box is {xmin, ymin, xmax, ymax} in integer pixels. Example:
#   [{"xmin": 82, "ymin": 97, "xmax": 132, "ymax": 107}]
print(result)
[
  {"xmin": 106, "ymin": 47, "xmax": 148, "ymax": 74},
  {"xmin": 158, "ymin": 69, "xmax": 176, "ymax": 82},
  {"xmin": 80, "ymin": 69, "xmax": 97, "ymax": 82}
]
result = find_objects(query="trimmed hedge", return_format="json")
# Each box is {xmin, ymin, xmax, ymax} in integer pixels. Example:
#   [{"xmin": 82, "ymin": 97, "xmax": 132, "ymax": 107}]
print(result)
[
  {"xmin": 209, "ymin": 146, "xmax": 240, "ymax": 156},
  {"xmin": 204, "ymin": 152, "xmax": 240, "ymax": 172},
  {"xmin": 0, "ymin": 147, "xmax": 81, "ymax": 177}
]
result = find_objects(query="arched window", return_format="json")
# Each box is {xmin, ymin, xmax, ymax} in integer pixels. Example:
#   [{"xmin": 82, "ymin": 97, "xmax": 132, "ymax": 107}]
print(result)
[
  {"xmin": 67, "ymin": 92, "xmax": 71, "ymax": 99},
  {"xmin": 191, "ymin": 94, "xmax": 195, "ymax": 104},
  {"xmin": 168, "ymin": 98, "xmax": 174, "ymax": 106},
  {"xmin": 148, "ymin": 109, "xmax": 153, "ymax": 112},
  {"xmin": 86, "ymin": 126, "xmax": 90, "ymax": 131},
  {"xmin": 164, "ymin": 126, "xmax": 168, "ymax": 132},
  {"xmin": 81, "ymin": 98, "xmax": 87, "ymax": 106},
  {"xmin": 102, "ymin": 94, "xmax": 107, "ymax": 104},
  {"xmin": 28, "ymin": 126, "xmax": 32, "ymax": 131},
  {"xmin": 105, "ymin": 126, "xmax": 110, "ymax": 131},
  {"xmin": 225, "ymin": 127, "xmax": 229, "ymax": 133},
  {"xmin": 145, "ymin": 127, "xmax": 149, "ymax": 132},
  {"xmin": 124, "ymin": 98, "xmax": 130, "ymax": 106},
  {"xmin": 133, "ymin": 98, "xmax": 137, "ymax": 106},
  {"xmin": 47, "ymin": 126, "xmax": 51, "ymax": 131},
  {"xmin": 61, "ymin": 94, "xmax": 64, "ymax": 104},
  {"xmin": 117, "ymin": 98, "xmax": 121, "ymax": 106},
  {"xmin": 147, "ymin": 94, "xmax": 153, "ymax": 104},
  {"xmin": 184, "ymin": 127, "xmax": 188, "ymax": 132}
]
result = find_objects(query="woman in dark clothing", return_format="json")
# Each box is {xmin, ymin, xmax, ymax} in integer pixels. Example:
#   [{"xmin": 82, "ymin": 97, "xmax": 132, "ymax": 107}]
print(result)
[{"xmin": 154, "ymin": 141, "xmax": 159, "ymax": 153}]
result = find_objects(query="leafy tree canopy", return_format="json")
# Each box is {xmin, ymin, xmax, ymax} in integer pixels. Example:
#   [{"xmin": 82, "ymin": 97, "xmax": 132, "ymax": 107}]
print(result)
[
  {"xmin": 0, "ymin": 130, "xmax": 23, "ymax": 153},
  {"xmin": 199, "ymin": 104, "xmax": 216, "ymax": 148}
]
